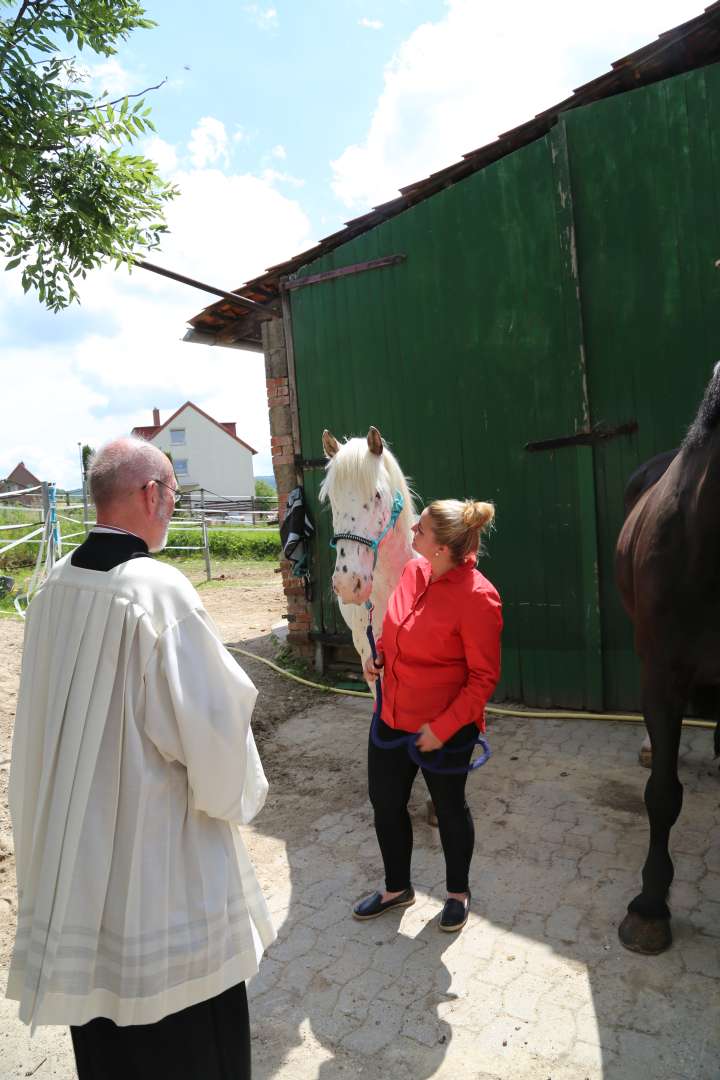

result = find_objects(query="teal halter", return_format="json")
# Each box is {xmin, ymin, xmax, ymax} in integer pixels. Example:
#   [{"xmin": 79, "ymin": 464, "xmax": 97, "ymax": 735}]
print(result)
[{"xmin": 330, "ymin": 490, "xmax": 405, "ymax": 570}]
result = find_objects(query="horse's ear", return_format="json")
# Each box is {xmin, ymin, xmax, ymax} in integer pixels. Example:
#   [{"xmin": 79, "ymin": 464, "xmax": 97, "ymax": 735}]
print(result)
[
  {"xmin": 322, "ymin": 429, "xmax": 340, "ymax": 458},
  {"xmin": 367, "ymin": 426, "xmax": 383, "ymax": 456}
]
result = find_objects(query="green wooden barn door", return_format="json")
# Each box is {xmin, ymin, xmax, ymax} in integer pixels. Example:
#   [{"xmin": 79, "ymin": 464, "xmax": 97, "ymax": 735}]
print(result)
[
  {"xmin": 289, "ymin": 130, "xmax": 605, "ymax": 708},
  {"xmin": 566, "ymin": 65, "xmax": 720, "ymax": 710}
]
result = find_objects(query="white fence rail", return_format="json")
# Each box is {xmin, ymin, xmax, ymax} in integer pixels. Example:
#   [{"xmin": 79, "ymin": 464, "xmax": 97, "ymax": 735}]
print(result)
[
  {"xmin": 1, "ymin": 483, "xmax": 280, "ymax": 603},
  {"xmin": 0, "ymin": 485, "xmax": 42, "ymax": 499}
]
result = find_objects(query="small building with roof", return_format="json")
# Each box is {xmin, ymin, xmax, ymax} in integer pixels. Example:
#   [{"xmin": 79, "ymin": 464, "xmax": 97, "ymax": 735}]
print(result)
[{"xmin": 0, "ymin": 462, "xmax": 43, "ymax": 505}]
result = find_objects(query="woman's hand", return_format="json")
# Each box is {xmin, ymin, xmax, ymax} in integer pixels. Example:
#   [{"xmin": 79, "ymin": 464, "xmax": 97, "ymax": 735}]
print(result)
[
  {"xmin": 415, "ymin": 723, "xmax": 443, "ymax": 752},
  {"xmin": 364, "ymin": 651, "xmax": 384, "ymax": 681}
]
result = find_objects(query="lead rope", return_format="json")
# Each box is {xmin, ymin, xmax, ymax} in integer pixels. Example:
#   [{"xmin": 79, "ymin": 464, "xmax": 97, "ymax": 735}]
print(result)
[{"xmin": 364, "ymin": 601, "xmax": 491, "ymax": 775}]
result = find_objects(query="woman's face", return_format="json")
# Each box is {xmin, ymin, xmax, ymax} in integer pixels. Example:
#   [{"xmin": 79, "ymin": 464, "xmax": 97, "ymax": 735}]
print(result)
[{"xmin": 411, "ymin": 508, "xmax": 438, "ymax": 561}]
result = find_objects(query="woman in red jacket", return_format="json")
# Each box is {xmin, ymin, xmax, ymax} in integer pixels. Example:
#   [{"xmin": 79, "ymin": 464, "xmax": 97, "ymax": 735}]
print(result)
[{"xmin": 352, "ymin": 499, "xmax": 502, "ymax": 933}]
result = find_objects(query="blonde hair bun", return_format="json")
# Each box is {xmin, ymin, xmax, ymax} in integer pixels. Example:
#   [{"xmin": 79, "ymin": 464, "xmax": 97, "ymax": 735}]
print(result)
[
  {"xmin": 426, "ymin": 498, "xmax": 495, "ymax": 564},
  {"xmin": 462, "ymin": 500, "xmax": 495, "ymax": 531}
]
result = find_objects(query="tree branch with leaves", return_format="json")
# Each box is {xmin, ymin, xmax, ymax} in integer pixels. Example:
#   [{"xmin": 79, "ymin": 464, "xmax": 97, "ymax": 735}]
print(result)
[{"xmin": 0, "ymin": 0, "xmax": 177, "ymax": 310}]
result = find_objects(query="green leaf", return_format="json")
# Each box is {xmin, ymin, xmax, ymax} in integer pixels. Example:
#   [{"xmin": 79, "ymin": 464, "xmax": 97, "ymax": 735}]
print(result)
[{"xmin": 0, "ymin": 0, "xmax": 177, "ymax": 311}]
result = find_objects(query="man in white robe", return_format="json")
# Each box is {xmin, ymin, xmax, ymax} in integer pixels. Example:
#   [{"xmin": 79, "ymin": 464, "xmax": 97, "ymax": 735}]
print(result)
[{"xmin": 7, "ymin": 437, "xmax": 275, "ymax": 1079}]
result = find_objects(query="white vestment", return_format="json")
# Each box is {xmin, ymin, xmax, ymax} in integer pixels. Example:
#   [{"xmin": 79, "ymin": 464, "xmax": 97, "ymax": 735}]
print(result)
[{"xmin": 7, "ymin": 555, "xmax": 275, "ymax": 1028}]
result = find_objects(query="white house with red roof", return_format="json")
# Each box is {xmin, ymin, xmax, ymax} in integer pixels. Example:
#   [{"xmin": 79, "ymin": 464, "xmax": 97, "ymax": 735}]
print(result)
[{"xmin": 132, "ymin": 402, "xmax": 256, "ymax": 499}]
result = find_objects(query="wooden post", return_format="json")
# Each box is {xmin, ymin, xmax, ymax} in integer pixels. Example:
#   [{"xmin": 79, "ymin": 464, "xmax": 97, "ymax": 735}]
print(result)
[
  {"xmin": 250, "ymin": 495, "xmax": 256, "ymax": 525},
  {"xmin": 200, "ymin": 488, "xmax": 211, "ymax": 582},
  {"xmin": 78, "ymin": 442, "xmax": 90, "ymax": 534},
  {"xmin": 280, "ymin": 291, "xmax": 303, "ymax": 486}
]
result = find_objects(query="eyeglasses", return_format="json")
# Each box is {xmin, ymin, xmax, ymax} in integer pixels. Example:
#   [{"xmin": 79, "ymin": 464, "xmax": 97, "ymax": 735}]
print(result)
[{"xmin": 142, "ymin": 478, "xmax": 181, "ymax": 506}]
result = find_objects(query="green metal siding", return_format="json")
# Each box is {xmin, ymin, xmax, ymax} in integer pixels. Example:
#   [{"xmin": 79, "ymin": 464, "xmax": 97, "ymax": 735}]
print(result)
[
  {"xmin": 291, "ymin": 136, "xmax": 602, "ymax": 708},
  {"xmin": 289, "ymin": 62, "xmax": 720, "ymax": 711},
  {"xmin": 566, "ymin": 65, "xmax": 720, "ymax": 709}
]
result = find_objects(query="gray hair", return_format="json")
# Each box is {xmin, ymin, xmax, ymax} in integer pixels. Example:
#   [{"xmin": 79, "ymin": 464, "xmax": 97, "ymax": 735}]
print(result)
[{"xmin": 89, "ymin": 437, "xmax": 173, "ymax": 506}]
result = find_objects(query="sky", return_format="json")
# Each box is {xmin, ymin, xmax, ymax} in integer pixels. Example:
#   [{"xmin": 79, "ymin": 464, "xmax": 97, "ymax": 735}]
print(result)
[{"xmin": 0, "ymin": 0, "xmax": 708, "ymax": 488}]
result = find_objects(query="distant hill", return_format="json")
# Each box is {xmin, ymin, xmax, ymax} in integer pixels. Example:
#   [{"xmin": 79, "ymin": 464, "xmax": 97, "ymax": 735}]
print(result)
[{"xmin": 255, "ymin": 474, "xmax": 277, "ymax": 490}]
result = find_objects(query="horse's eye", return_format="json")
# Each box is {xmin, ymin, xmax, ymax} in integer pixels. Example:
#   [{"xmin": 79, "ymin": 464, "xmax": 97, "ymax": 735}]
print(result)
[{"xmin": 375, "ymin": 492, "xmax": 381, "ymax": 500}]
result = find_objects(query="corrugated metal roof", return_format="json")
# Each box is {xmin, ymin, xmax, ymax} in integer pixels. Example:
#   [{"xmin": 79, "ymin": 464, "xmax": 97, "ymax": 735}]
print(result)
[{"xmin": 187, "ymin": 2, "xmax": 720, "ymax": 349}]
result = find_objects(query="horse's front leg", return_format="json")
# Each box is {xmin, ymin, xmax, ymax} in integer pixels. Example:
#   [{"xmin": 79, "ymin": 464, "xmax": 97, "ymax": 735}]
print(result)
[{"xmin": 619, "ymin": 670, "xmax": 685, "ymax": 955}]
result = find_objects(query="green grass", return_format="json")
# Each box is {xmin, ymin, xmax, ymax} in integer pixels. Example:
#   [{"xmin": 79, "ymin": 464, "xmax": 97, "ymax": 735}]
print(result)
[
  {"xmin": 0, "ymin": 512, "xmax": 281, "ymax": 572},
  {"xmin": 156, "ymin": 555, "xmax": 280, "ymax": 588},
  {"xmin": 0, "ymin": 506, "xmax": 85, "ymax": 570},
  {"xmin": 0, "ymin": 564, "xmax": 33, "ymax": 618},
  {"xmin": 164, "ymin": 527, "xmax": 280, "ymax": 561},
  {"xmin": 0, "ymin": 553, "xmax": 279, "ymax": 617}
]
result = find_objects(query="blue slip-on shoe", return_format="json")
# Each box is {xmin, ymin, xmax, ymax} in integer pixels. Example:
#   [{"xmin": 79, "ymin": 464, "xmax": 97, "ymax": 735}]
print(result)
[
  {"xmin": 439, "ymin": 891, "xmax": 471, "ymax": 933},
  {"xmin": 352, "ymin": 887, "xmax": 415, "ymax": 920}
]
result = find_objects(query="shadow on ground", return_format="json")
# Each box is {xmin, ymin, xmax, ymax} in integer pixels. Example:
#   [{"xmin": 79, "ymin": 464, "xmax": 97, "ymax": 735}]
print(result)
[
  {"xmin": 241, "ymin": 645, "xmax": 720, "ymax": 1080},
  {"xmin": 0, "ymin": 630, "xmax": 717, "ymax": 1079}
]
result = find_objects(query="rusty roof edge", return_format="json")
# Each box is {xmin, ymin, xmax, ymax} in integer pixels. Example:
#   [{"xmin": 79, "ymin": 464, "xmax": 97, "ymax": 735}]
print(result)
[{"xmin": 188, "ymin": 2, "xmax": 720, "ymax": 339}]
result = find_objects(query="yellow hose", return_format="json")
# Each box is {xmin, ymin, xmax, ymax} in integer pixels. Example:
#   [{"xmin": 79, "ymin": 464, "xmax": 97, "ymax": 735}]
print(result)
[
  {"xmin": 227, "ymin": 646, "xmax": 373, "ymax": 697},
  {"xmin": 485, "ymin": 703, "xmax": 713, "ymax": 729},
  {"xmin": 228, "ymin": 645, "xmax": 716, "ymax": 730}
]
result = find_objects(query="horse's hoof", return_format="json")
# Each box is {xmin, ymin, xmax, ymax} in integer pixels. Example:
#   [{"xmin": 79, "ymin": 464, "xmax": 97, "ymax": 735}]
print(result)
[
  {"xmin": 426, "ymin": 799, "xmax": 438, "ymax": 828},
  {"xmin": 618, "ymin": 911, "xmax": 672, "ymax": 954},
  {"xmin": 638, "ymin": 745, "xmax": 652, "ymax": 769}
]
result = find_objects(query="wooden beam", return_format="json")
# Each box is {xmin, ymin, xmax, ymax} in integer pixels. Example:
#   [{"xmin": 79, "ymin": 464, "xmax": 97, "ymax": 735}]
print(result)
[
  {"xmin": 280, "ymin": 254, "xmax": 406, "ymax": 292},
  {"xmin": 137, "ymin": 259, "xmax": 279, "ymax": 317},
  {"xmin": 525, "ymin": 420, "xmax": 638, "ymax": 452}
]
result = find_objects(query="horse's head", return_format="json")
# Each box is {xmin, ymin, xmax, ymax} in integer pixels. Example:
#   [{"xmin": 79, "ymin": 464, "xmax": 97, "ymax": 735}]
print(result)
[{"xmin": 319, "ymin": 426, "xmax": 410, "ymax": 606}]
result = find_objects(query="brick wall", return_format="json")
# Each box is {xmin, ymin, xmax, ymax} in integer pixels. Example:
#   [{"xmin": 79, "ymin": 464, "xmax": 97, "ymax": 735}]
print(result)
[{"xmin": 262, "ymin": 317, "xmax": 314, "ymax": 657}]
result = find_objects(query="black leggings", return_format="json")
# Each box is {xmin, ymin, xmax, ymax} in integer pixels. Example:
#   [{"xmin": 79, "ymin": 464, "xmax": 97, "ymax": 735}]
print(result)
[{"xmin": 368, "ymin": 719, "xmax": 477, "ymax": 894}]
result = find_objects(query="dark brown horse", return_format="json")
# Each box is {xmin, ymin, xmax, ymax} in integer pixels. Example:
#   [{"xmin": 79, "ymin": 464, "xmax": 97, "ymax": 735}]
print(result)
[{"xmin": 616, "ymin": 367, "xmax": 720, "ymax": 955}]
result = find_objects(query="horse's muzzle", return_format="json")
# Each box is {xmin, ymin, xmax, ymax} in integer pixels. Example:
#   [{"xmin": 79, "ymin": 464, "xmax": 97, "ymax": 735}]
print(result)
[{"xmin": 332, "ymin": 571, "xmax": 372, "ymax": 605}]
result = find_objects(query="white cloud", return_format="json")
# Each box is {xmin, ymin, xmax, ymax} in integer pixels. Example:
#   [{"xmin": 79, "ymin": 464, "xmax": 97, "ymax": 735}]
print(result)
[
  {"xmin": 261, "ymin": 167, "xmax": 305, "ymax": 188},
  {"xmin": 271, "ymin": 144, "xmax": 287, "ymax": 160},
  {"xmin": 244, "ymin": 5, "xmax": 278, "ymax": 30},
  {"xmin": 87, "ymin": 58, "xmax": 137, "ymax": 97},
  {"xmin": 187, "ymin": 117, "xmax": 229, "ymax": 169},
  {"xmin": 0, "ymin": 157, "xmax": 313, "ymax": 488},
  {"xmin": 143, "ymin": 136, "xmax": 178, "ymax": 175},
  {"xmin": 359, "ymin": 17, "xmax": 384, "ymax": 30},
  {"xmin": 332, "ymin": 0, "xmax": 705, "ymax": 210}
]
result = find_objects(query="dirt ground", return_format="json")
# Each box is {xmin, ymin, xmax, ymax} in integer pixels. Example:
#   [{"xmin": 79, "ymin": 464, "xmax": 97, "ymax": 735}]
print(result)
[
  {"xmin": 1, "ymin": 564, "xmax": 718, "ymax": 1080},
  {"xmin": 0, "ymin": 562, "xmax": 317, "ymax": 976}
]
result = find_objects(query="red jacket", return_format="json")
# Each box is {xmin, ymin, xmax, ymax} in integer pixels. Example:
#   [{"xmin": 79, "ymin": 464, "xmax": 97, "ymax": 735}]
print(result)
[{"xmin": 377, "ymin": 557, "xmax": 502, "ymax": 743}]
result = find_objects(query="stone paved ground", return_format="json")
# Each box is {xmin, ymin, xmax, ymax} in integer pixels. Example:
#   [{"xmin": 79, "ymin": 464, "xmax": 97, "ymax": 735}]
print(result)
[
  {"xmin": 244, "ymin": 701, "xmax": 720, "ymax": 1080},
  {"xmin": 2, "ymin": 699, "xmax": 719, "ymax": 1079}
]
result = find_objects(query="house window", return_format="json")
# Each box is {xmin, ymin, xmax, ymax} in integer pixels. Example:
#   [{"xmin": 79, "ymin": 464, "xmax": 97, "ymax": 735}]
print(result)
[
  {"xmin": 170, "ymin": 428, "xmax": 186, "ymax": 445},
  {"xmin": 174, "ymin": 459, "xmax": 189, "ymax": 477}
]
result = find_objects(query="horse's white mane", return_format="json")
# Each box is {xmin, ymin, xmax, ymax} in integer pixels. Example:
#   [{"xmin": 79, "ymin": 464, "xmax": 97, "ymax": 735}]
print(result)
[{"xmin": 319, "ymin": 437, "xmax": 415, "ymax": 528}]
